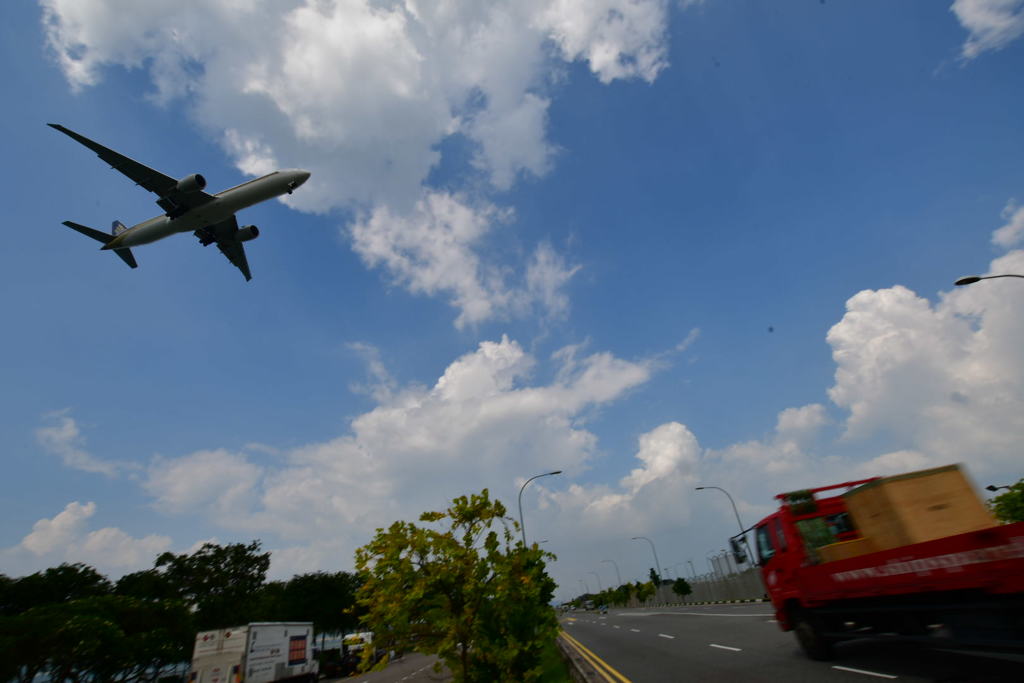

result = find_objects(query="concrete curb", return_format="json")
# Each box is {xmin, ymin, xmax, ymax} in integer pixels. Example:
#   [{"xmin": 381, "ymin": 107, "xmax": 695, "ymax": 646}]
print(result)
[
  {"xmin": 675, "ymin": 597, "xmax": 767, "ymax": 605},
  {"xmin": 627, "ymin": 597, "xmax": 769, "ymax": 608},
  {"xmin": 556, "ymin": 633, "xmax": 603, "ymax": 683}
]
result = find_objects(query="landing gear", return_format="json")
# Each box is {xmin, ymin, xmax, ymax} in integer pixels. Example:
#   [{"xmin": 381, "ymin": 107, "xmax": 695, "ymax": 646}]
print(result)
[{"xmin": 195, "ymin": 227, "xmax": 216, "ymax": 246}]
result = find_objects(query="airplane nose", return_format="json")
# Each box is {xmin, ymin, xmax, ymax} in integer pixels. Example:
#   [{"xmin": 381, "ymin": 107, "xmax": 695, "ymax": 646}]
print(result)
[{"xmin": 286, "ymin": 170, "xmax": 311, "ymax": 194}]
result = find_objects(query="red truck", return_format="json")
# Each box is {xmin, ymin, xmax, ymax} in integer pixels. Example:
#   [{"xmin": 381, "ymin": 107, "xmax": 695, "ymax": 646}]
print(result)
[{"xmin": 751, "ymin": 464, "xmax": 1024, "ymax": 660}]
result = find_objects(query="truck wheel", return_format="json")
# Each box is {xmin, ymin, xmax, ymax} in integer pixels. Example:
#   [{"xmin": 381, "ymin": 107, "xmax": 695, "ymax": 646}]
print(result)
[{"xmin": 793, "ymin": 610, "xmax": 835, "ymax": 661}]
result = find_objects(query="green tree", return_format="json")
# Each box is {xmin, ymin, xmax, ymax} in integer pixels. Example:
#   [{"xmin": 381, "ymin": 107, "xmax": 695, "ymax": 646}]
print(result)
[
  {"xmin": 633, "ymin": 580, "xmax": 655, "ymax": 603},
  {"xmin": 609, "ymin": 584, "xmax": 631, "ymax": 606},
  {"xmin": 1, "ymin": 595, "xmax": 193, "ymax": 683},
  {"xmin": 988, "ymin": 478, "xmax": 1024, "ymax": 524},
  {"xmin": 355, "ymin": 489, "xmax": 559, "ymax": 683},
  {"xmin": 257, "ymin": 571, "xmax": 363, "ymax": 644},
  {"xmin": 671, "ymin": 577, "xmax": 692, "ymax": 599},
  {"xmin": 3, "ymin": 563, "xmax": 112, "ymax": 615},
  {"xmin": 155, "ymin": 540, "xmax": 270, "ymax": 629},
  {"xmin": 115, "ymin": 568, "xmax": 176, "ymax": 602}
]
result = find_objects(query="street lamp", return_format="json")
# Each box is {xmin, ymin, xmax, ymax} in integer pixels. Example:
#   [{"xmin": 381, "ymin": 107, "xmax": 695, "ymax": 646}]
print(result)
[
  {"xmin": 687, "ymin": 559, "xmax": 697, "ymax": 578},
  {"xmin": 518, "ymin": 470, "xmax": 562, "ymax": 545},
  {"xmin": 706, "ymin": 550, "xmax": 722, "ymax": 579},
  {"xmin": 955, "ymin": 274, "xmax": 1024, "ymax": 286},
  {"xmin": 695, "ymin": 485, "xmax": 748, "ymax": 562},
  {"xmin": 601, "ymin": 559, "xmax": 623, "ymax": 586},
  {"xmin": 631, "ymin": 536, "xmax": 663, "ymax": 583},
  {"xmin": 986, "ymin": 484, "xmax": 1011, "ymax": 492},
  {"xmin": 588, "ymin": 571, "xmax": 603, "ymax": 592}
]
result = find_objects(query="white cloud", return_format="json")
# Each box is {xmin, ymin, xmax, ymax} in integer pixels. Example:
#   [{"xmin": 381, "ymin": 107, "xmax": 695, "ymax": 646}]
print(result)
[
  {"xmin": 349, "ymin": 192, "xmax": 511, "ymax": 328},
  {"xmin": 145, "ymin": 449, "xmax": 265, "ymax": 516},
  {"xmin": 542, "ymin": 422, "xmax": 699, "ymax": 533},
  {"xmin": 36, "ymin": 411, "xmax": 120, "ymax": 477},
  {"xmin": 826, "ymin": 243, "xmax": 1024, "ymax": 477},
  {"xmin": 349, "ymin": 193, "xmax": 579, "ymax": 327},
  {"xmin": 40, "ymin": 0, "xmax": 669, "ymax": 326},
  {"xmin": 856, "ymin": 450, "xmax": 936, "ymax": 477},
  {"xmin": 525, "ymin": 242, "xmax": 581, "ymax": 321},
  {"xmin": 952, "ymin": 0, "xmax": 1024, "ymax": 60},
  {"xmin": 131, "ymin": 335, "xmax": 651, "ymax": 575},
  {"xmin": 5, "ymin": 501, "xmax": 172, "ymax": 577},
  {"xmin": 618, "ymin": 421, "xmax": 699, "ymax": 494},
  {"xmin": 675, "ymin": 328, "xmax": 700, "ymax": 353},
  {"xmin": 706, "ymin": 403, "xmax": 829, "ymax": 477},
  {"xmin": 991, "ymin": 199, "xmax": 1024, "ymax": 247},
  {"xmin": 538, "ymin": 0, "xmax": 670, "ymax": 84},
  {"xmin": 75, "ymin": 527, "xmax": 173, "ymax": 570},
  {"xmin": 20, "ymin": 500, "xmax": 96, "ymax": 555}
]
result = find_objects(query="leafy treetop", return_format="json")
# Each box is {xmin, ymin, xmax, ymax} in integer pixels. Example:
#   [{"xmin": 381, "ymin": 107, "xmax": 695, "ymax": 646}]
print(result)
[
  {"xmin": 988, "ymin": 477, "xmax": 1024, "ymax": 524},
  {"xmin": 355, "ymin": 489, "xmax": 559, "ymax": 683}
]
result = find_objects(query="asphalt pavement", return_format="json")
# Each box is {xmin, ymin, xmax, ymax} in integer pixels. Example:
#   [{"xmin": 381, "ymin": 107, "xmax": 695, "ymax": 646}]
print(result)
[
  {"xmin": 562, "ymin": 604, "xmax": 1023, "ymax": 682},
  {"xmin": 322, "ymin": 652, "xmax": 449, "ymax": 683}
]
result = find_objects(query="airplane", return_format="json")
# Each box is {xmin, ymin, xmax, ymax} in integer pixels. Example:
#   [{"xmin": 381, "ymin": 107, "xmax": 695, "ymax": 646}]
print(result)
[{"xmin": 49, "ymin": 123, "xmax": 311, "ymax": 281}]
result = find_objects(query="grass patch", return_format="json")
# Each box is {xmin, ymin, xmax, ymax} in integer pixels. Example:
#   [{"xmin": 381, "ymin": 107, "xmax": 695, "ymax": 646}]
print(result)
[{"xmin": 537, "ymin": 636, "xmax": 573, "ymax": 683}]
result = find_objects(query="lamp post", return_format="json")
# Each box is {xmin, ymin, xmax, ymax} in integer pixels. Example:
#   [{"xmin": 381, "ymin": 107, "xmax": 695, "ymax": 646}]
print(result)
[
  {"xmin": 588, "ymin": 571, "xmax": 603, "ymax": 593},
  {"xmin": 706, "ymin": 551, "xmax": 722, "ymax": 580},
  {"xmin": 579, "ymin": 579, "xmax": 589, "ymax": 595},
  {"xmin": 955, "ymin": 274, "xmax": 1024, "ymax": 286},
  {"xmin": 986, "ymin": 484, "xmax": 1011, "ymax": 492},
  {"xmin": 696, "ymin": 485, "xmax": 749, "ymax": 561},
  {"xmin": 631, "ymin": 536, "xmax": 663, "ymax": 583},
  {"xmin": 601, "ymin": 559, "xmax": 623, "ymax": 586},
  {"xmin": 687, "ymin": 559, "xmax": 697, "ymax": 579},
  {"xmin": 518, "ymin": 470, "xmax": 562, "ymax": 545}
]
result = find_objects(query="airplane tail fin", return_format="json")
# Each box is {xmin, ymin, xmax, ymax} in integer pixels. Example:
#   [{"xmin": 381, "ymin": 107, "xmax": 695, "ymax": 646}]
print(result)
[
  {"xmin": 112, "ymin": 220, "xmax": 129, "ymax": 236},
  {"xmin": 62, "ymin": 220, "xmax": 138, "ymax": 269}
]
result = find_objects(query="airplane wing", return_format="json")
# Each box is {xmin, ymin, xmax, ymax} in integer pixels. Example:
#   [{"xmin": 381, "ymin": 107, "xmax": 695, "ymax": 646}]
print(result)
[
  {"xmin": 196, "ymin": 216, "xmax": 253, "ymax": 281},
  {"xmin": 48, "ymin": 123, "xmax": 215, "ymax": 217}
]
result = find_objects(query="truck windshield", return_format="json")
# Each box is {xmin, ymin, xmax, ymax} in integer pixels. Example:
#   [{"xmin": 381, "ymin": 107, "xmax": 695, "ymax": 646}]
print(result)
[{"xmin": 794, "ymin": 512, "xmax": 857, "ymax": 562}]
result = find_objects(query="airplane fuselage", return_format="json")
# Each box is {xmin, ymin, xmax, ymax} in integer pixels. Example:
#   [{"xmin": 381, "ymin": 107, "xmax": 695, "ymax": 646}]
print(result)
[{"xmin": 106, "ymin": 168, "xmax": 310, "ymax": 249}]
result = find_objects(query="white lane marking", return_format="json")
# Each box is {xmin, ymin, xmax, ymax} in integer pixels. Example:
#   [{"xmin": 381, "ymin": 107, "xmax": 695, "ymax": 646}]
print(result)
[
  {"xmin": 613, "ymin": 625, "xmax": 621, "ymax": 629},
  {"xmin": 709, "ymin": 644, "xmax": 742, "ymax": 652},
  {"xmin": 831, "ymin": 665, "xmax": 897, "ymax": 679},
  {"xmin": 630, "ymin": 628, "xmax": 641, "ymax": 633},
  {"xmin": 765, "ymin": 619, "xmax": 778, "ymax": 623},
  {"xmin": 658, "ymin": 633, "xmax": 675, "ymax": 639}
]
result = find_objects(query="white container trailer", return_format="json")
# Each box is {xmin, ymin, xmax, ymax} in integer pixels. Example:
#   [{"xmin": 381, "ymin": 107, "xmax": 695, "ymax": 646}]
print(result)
[{"xmin": 190, "ymin": 622, "xmax": 318, "ymax": 683}]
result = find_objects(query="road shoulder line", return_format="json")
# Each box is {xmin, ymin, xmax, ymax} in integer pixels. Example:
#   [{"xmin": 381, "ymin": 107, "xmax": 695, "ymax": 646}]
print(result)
[{"xmin": 559, "ymin": 630, "xmax": 633, "ymax": 683}]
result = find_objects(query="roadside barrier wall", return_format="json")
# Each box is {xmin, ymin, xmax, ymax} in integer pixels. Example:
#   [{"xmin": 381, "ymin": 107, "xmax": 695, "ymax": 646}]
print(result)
[{"xmin": 628, "ymin": 567, "xmax": 765, "ymax": 607}]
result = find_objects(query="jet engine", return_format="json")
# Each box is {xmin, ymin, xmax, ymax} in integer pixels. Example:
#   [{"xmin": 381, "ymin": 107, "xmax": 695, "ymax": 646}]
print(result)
[
  {"xmin": 236, "ymin": 225, "xmax": 260, "ymax": 242},
  {"xmin": 176, "ymin": 173, "xmax": 207, "ymax": 193}
]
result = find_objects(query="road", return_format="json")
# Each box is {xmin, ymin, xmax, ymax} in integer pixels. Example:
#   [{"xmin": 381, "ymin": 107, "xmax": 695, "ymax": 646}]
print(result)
[
  {"xmin": 324, "ymin": 652, "xmax": 449, "ymax": 683},
  {"xmin": 562, "ymin": 604, "xmax": 1023, "ymax": 682}
]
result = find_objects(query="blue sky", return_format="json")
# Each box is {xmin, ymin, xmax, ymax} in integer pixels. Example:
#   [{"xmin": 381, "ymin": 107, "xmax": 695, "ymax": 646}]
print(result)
[{"xmin": 2, "ymin": 1, "xmax": 1024, "ymax": 602}]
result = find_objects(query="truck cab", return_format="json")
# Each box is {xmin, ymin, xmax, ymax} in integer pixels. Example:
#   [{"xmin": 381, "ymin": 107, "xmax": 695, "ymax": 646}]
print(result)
[{"xmin": 754, "ymin": 480, "xmax": 873, "ymax": 631}]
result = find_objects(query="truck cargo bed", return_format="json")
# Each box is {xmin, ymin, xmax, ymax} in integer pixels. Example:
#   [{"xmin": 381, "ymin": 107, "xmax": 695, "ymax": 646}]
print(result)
[{"xmin": 798, "ymin": 522, "xmax": 1024, "ymax": 605}]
